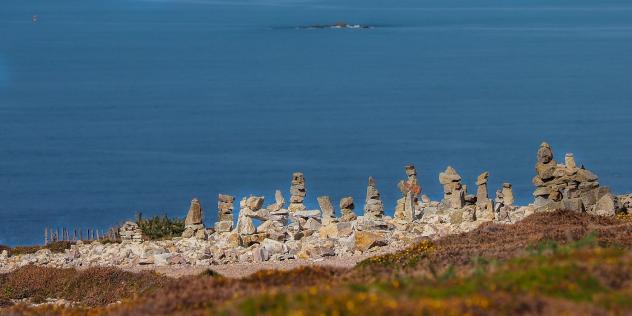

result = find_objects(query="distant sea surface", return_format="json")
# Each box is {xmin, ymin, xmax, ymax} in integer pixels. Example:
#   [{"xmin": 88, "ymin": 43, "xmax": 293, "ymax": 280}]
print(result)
[{"xmin": 1, "ymin": 0, "xmax": 631, "ymax": 246}]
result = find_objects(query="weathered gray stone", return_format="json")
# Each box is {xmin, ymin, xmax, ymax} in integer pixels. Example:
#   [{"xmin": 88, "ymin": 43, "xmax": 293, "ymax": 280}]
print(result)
[
  {"xmin": 537, "ymin": 142, "xmax": 554, "ymax": 164},
  {"xmin": 476, "ymin": 171, "xmax": 489, "ymax": 203},
  {"xmin": 591, "ymin": 193, "xmax": 616, "ymax": 216},
  {"xmin": 501, "ymin": 183, "xmax": 514, "ymax": 206},
  {"xmin": 439, "ymin": 166, "xmax": 465, "ymax": 209},
  {"xmin": 319, "ymin": 222, "xmax": 353, "ymax": 239}
]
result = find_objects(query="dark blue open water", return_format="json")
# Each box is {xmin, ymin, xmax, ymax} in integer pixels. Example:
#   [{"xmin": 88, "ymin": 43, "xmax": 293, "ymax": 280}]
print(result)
[{"xmin": 1, "ymin": 0, "xmax": 631, "ymax": 246}]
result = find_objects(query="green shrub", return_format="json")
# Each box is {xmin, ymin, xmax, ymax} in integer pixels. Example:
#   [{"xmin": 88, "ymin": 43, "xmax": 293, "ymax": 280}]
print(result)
[{"xmin": 136, "ymin": 213, "xmax": 185, "ymax": 240}]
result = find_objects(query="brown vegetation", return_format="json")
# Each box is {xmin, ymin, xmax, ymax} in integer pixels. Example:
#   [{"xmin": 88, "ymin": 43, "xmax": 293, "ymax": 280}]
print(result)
[{"xmin": 3, "ymin": 241, "xmax": 76, "ymax": 257}]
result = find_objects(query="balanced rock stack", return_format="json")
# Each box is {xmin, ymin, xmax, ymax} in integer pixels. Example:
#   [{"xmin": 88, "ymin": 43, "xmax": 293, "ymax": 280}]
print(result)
[
  {"xmin": 395, "ymin": 165, "xmax": 421, "ymax": 222},
  {"xmin": 439, "ymin": 166, "xmax": 465, "ymax": 209},
  {"xmin": 289, "ymin": 172, "xmax": 307, "ymax": 212},
  {"xmin": 475, "ymin": 171, "xmax": 494, "ymax": 220},
  {"xmin": 501, "ymin": 183, "xmax": 514, "ymax": 206},
  {"xmin": 215, "ymin": 194, "xmax": 235, "ymax": 233},
  {"xmin": 236, "ymin": 196, "xmax": 264, "ymax": 235},
  {"xmin": 265, "ymin": 190, "xmax": 290, "ymax": 226},
  {"xmin": 266, "ymin": 190, "xmax": 285, "ymax": 212},
  {"xmin": 119, "ymin": 221, "xmax": 142, "ymax": 242},
  {"xmin": 363, "ymin": 177, "xmax": 385, "ymax": 220},
  {"xmin": 182, "ymin": 198, "xmax": 207, "ymax": 239},
  {"xmin": 317, "ymin": 196, "xmax": 337, "ymax": 225},
  {"xmin": 257, "ymin": 190, "xmax": 290, "ymax": 241},
  {"xmin": 532, "ymin": 142, "xmax": 615, "ymax": 215},
  {"xmin": 339, "ymin": 196, "xmax": 357, "ymax": 222}
]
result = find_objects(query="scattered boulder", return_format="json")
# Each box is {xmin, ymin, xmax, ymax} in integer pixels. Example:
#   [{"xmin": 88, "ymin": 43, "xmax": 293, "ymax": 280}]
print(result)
[{"xmin": 354, "ymin": 231, "xmax": 387, "ymax": 252}]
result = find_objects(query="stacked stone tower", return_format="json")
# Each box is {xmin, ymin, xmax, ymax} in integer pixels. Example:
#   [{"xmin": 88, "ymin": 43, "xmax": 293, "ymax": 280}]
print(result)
[
  {"xmin": 289, "ymin": 172, "xmax": 306, "ymax": 212},
  {"xmin": 215, "ymin": 194, "xmax": 235, "ymax": 233},
  {"xmin": 532, "ymin": 142, "xmax": 615, "ymax": 215},
  {"xmin": 364, "ymin": 177, "xmax": 385, "ymax": 220}
]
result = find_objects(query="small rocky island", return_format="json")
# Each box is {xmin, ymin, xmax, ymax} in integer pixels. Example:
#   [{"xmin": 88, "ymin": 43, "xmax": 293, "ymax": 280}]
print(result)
[
  {"xmin": 1, "ymin": 142, "xmax": 630, "ymax": 271},
  {"xmin": 300, "ymin": 22, "xmax": 371, "ymax": 29}
]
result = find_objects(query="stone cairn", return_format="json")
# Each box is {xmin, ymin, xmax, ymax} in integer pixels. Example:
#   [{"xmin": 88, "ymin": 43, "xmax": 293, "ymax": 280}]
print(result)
[
  {"xmin": 339, "ymin": 196, "xmax": 357, "ymax": 222},
  {"xmin": 214, "ymin": 194, "xmax": 235, "ymax": 233},
  {"xmin": 395, "ymin": 165, "xmax": 421, "ymax": 222},
  {"xmin": 439, "ymin": 166, "xmax": 465, "ymax": 209},
  {"xmin": 475, "ymin": 171, "xmax": 494, "ymax": 220},
  {"xmin": 289, "ymin": 172, "xmax": 307, "ymax": 212},
  {"xmin": 364, "ymin": 176, "xmax": 385, "ymax": 220},
  {"xmin": 236, "ymin": 196, "xmax": 264, "ymax": 235},
  {"xmin": 259, "ymin": 190, "xmax": 290, "ymax": 241},
  {"xmin": 494, "ymin": 183, "xmax": 515, "ymax": 222},
  {"xmin": 531, "ymin": 142, "xmax": 615, "ymax": 215},
  {"xmin": 183, "ymin": 198, "xmax": 207, "ymax": 239},
  {"xmin": 8, "ymin": 152, "xmax": 631, "ymax": 270},
  {"xmin": 119, "ymin": 221, "xmax": 142, "ymax": 242},
  {"xmin": 318, "ymin": 196, "xmax": 337, "ymax": 225}
]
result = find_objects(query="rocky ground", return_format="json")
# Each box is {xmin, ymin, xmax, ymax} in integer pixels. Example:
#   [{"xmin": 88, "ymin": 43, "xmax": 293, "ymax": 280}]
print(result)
[{"xmin": 3, "ymin": 210, "xmax": 632, "ymax": 315}]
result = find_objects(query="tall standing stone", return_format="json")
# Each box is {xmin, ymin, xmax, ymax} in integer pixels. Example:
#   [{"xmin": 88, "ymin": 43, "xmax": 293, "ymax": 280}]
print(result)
[
  {"xmin": 183, "ymin": 198, "xmax": 207, "ymax": 239},
  {"xmin": 474, "ymin": 172, "xmax": 494, "ymax": 221},
  {"xmin": 439, "ymin": 166, "xmax": 465, "ymax": 209},
  {"xmin": 395, "ymin": 165, "xmax": 421, "ymax": 222},
  {"xmin": 215, "ymin": 194, "xmax": 235, "ymax": 233},
  {"xmin": 339, "ymin": 196, "xmax": 357, "ymax": 222},
  {"xmin": 364, "ymin": 177, "xmax": 384, "ymax": 220},
  {"xmin": 476, "ymin": 172, "xmax": 489, "ymax": 202},
  {"xmin": 317, "ymin": 196, "xmax": 336, "ymax": 225},
  {"xmin": 185, "ymin": 198, "xmax": 203, "ymax": 226},
  {"xmin": 289, "ymin": 172, "xmax": 306, "ymax": 212},
  {"xmin": 501, "ymin": 183, "xmax": 514, "ymax": 206}
]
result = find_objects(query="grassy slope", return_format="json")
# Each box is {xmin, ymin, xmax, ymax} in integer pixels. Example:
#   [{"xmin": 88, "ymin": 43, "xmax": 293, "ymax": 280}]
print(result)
[{"xmin": 3, "ymin": 210, "xmax": 632, "ymax": 315}]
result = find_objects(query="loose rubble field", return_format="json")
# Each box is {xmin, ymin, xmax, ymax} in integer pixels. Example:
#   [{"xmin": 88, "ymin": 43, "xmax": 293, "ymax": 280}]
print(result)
[{"xmin": 3, "ymin": 210, "xmax": 632, "ymax": 315}]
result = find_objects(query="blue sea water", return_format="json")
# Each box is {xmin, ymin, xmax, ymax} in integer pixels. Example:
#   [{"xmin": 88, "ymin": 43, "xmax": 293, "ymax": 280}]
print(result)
[{"xmin": 1, "ymin": 0, "xmax": 631, "ymax": 246}]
